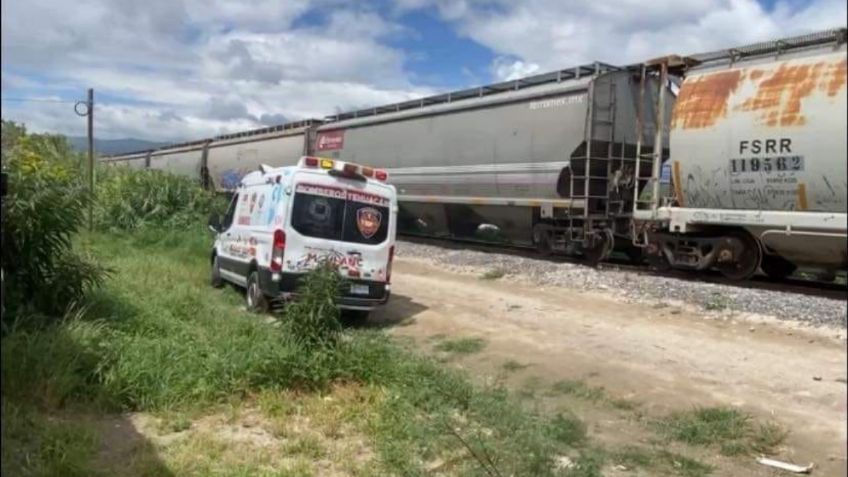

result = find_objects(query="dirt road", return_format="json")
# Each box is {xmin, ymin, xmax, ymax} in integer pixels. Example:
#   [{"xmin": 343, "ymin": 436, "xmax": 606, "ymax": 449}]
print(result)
[{"xmin": 372, "ymin": 257, "xmax": 848, "ymax": 476}]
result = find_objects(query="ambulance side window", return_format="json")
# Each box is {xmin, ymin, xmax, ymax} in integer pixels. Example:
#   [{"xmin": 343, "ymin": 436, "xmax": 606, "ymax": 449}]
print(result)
[{"xmin": 222, "ymin": 193, "xmax": 238, "ymax": 230}]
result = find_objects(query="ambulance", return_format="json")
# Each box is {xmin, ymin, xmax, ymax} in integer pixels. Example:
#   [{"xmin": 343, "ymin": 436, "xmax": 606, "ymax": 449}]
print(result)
[{"xmin": 208, "ymin": 157, "xmax": 397, "ymax": 319}]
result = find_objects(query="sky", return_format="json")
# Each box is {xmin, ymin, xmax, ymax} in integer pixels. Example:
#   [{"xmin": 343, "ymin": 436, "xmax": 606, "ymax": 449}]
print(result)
[{"xmin": 1, "ymin": 0, "xmax": 845, "ymax": 142}]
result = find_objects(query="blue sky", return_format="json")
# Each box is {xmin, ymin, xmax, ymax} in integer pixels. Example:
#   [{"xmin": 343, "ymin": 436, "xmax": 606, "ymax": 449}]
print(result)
[{"xmin": 1, "ymin": 0, "xmax": 845, "ymax": 141}]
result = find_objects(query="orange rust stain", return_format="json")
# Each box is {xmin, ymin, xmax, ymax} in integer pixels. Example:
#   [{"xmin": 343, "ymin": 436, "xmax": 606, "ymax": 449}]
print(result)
[
  {"xmin": 797, "ymin": 183, "xmax": 808, "ymax": 211},
  {"xmin": 825, "ymin": 58, "xmax": 847, "ymax": 97},
  {"xmin": 749, "ymin": 69, "xmax": 764, "ymax": 80},
  {"xmin": 672, "ymin": 161, "xmax": 684, "ymax": 207},
  {"xmin": 671, "ymin": 70, "xmax": 743, "ymax": 129},
  {"xmin": 737, "ymin": 61, "xmax": 835, "ymax": 127}
]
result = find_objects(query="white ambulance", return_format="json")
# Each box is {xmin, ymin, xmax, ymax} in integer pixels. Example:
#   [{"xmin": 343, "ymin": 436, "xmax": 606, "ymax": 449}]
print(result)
[{"xmin": 208, "ymin": 156, "xmax": 397, "ymax": 319}]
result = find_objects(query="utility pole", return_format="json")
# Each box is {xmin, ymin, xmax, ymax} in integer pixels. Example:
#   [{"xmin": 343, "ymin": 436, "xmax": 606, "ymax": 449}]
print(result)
[
  {"xmin": 76, "ymin": 89, "xmax": 94, "ymax": 230},
  {"xmin": 87, "ymin": 89, "xmax": 94, "ymax": 231}
]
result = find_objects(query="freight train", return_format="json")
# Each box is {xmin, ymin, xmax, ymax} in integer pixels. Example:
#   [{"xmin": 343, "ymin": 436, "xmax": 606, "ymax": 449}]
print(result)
[{"xmin": 102, "ymin": 28, "xmax": 847, "ymax": 281}]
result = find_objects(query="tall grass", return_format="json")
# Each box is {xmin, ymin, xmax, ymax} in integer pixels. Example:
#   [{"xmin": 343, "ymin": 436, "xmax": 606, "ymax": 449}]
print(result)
[
  {"xmin": 94, "ymin": 167, "xmax": 226, "ymax": 231},
  {"xmin": 2, "ymin": 228, "xmax": 591, "ymax": 475},
  {"xmin": 1, "ymin": 120, "xmax": 106, "ymax": 320}
]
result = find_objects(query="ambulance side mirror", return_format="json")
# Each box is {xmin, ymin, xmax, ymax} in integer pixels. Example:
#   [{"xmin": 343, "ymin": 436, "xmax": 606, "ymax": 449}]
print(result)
[{"xmin": 207, "ymin": 213, "xmax": 221, "ymax": 234}]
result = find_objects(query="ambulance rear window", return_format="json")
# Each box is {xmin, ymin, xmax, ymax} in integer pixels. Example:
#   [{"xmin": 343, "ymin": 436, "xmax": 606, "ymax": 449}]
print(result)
[{"xmin": 291, "ymin": 184, "xmax": 389, "ymax": 244}]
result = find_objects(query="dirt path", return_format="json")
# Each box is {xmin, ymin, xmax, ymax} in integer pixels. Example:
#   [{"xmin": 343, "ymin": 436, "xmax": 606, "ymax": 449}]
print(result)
[{"xmin": 372, "ymin": 257, "xmax": 848, "ymax": 476}]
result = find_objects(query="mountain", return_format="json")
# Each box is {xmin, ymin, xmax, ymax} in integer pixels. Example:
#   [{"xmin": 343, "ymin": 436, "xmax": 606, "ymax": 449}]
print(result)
[{"xmin": 67, "ymin": 136, "xmax": 173, "ymax": 156}]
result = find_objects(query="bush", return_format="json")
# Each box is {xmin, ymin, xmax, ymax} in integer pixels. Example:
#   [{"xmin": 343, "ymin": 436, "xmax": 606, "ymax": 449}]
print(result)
[
  {"xmin": 95, "ymin": 167, "xmax": 226, "ymax": 231},
  {"xmin": 283, "ymin": 264, "xmax": 344, "ymax": 352},
  {"xmin": 1, "ymin": 121, "xmax": 106, "ymax": 320}
]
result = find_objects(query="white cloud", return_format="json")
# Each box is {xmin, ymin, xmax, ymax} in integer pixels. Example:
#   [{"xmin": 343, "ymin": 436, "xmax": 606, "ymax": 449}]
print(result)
[
  {"xmin": 1, "ymin": 0, "xmax": 431, "ymax": 140},
  {"xmin": 492, "ymin": 57, "xmax": 541, "ymax": 81},
  {"xmin": 414, "ymin": 0, "xmax": 846, "ymax": 73},
  {"xmin": 3, "ymin": 0, "xmax": 844, "ymax": 141}
]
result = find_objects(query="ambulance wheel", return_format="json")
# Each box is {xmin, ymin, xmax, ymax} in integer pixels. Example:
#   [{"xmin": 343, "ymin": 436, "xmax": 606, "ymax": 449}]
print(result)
[
  {"xmin": 246, "ymin": 271, "xmax": 269, "ymax": 313},
  {"xmin": 210, "ymin": 256, "xmax": 224, "ymax": 288},
  {"xmin": 340, "ymin": 309, "xmax": 370, "ymax": 325}
]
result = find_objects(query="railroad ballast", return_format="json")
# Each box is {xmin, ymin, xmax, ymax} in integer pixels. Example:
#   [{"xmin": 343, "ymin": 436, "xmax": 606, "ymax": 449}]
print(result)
[{"xmin": 102, "ymin": 28, "xmax": 848, "ymax": 281}]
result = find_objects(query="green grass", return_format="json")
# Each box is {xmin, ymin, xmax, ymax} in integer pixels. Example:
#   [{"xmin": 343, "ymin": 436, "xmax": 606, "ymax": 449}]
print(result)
[
  {"xmin": 1, "ymin": 401, "xmax": 99, "ymax": 477},
  {"xmin": 612, "ymin": 446, "xmax": 713, "ymax": 477},
  {"xmin": 2, "ymin": 226, "xmax": 591, "ymax": 476},
  {"xmin": 654, "ymin": 406, "xmax": 786, "ymax": 456},
  {"xmin": 703, "ymin": 293, "xmax": 732, "ymax": 311},
  {"xmin": 547, "ymin": 379, "xmax": 639, "ymax": 410},
  {"xmin": 549, "ymin": 380, "xmax": 607, "ymax": 402},
  {"xmin": 501, "ymin": 359, "xmax": 531, "ymax": 372},
  {"xmin": 480, "ymin": 268, "xmax": 506, "ymax": 280},
  {"xmin": 433, "ymin": 336, "xmax": 487, "ymax": 355}
]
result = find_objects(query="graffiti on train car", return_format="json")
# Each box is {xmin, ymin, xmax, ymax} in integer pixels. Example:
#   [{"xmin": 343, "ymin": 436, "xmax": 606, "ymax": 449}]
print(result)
[{"xmin": 220, "ymin": 169, "xmax": 247, "ymax": 189}]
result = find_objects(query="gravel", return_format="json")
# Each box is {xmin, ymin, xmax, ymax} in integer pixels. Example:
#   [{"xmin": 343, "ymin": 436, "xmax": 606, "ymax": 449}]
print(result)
[{"xmin": 396, "ymin": 240, "xmax": 848, "ymax": 329}]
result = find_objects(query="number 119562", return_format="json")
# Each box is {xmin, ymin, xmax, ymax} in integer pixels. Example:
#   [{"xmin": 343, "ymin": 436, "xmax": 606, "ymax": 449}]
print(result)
[{"xmin": 730, "ymin": 155, "xmax": 804, "ymax": 174}]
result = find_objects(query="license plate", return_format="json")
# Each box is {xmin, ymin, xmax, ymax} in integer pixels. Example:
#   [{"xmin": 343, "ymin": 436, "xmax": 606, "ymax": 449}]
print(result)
[{"xmin": 350, "ymin": 284, "xmax": 369, "ymax": 296}]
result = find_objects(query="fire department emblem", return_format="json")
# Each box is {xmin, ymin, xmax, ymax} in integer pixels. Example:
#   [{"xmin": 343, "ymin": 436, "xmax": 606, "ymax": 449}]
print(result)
[{"xmin": 356, "ymin": 207, "xmax": 382, "ymax": 239}]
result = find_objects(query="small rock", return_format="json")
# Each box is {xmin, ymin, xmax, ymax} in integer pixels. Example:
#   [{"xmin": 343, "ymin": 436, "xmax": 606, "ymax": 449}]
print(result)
[
  {"xmin": 749, "ymin": 327, "xmax": 755, "ymax": 332},
  {"xmin": 813, "ymin": 376, "xmax": 822, "ymax": 381},
  {"xmin": 553, "ymin": 456, "xmax": 575, "ymax": 470},
  {"xmin": 670, "ymin": 309, "xmax": 681, "ymax": 315},
  {"xmin": 614, "ymin": 464, "xmax": 628, "ymax": 471}
]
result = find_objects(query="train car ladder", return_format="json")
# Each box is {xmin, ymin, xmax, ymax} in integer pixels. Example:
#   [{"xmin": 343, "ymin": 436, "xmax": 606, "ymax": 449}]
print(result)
[
  {"xmin": 568, "ymin": 71, "xmax": 618, "ymax": 255},
  {"xmin": 631, "ymin": 56, "xmax": 694, "ymax": 246}
]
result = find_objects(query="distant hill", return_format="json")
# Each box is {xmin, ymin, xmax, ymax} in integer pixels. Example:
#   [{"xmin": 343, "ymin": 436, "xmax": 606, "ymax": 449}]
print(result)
[{"xmin": 67, "ymin": 136, "xmax": 173, "ymax": 156}]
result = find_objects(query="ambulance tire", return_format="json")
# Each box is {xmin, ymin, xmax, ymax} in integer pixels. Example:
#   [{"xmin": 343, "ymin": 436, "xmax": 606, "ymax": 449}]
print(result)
[
  {"xmin": 246, "ymin": 271, "xmax": 269, "ymax": 313},
  {"xmin": 211, "ymin": 255, "xmax": 224, "ymax": 288}
]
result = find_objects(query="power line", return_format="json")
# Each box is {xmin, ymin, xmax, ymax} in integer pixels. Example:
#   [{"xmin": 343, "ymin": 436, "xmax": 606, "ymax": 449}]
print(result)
[{"xmin": 1, "ymin": 97, "xmax": 79, "ymax": 104}]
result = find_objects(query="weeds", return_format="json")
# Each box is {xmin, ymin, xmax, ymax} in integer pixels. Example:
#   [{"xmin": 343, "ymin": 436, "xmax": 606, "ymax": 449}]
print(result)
[
  {"xmin": 480, "ymin": 268, "xmax": 506, "ymax": 280},
  {"xmin": 655, "ymin": 406, "xmax": 785, "ymax": 456},
  {"xmin": 94, "ymin": 167, "xmax": 225, "ymax": 231},
  {"xmin": 550, "ymin": 380, "xmax": 607, "ymax": 402},
  {"xmin": 434, "ymin": 337, "xmax": 487, "ymax": 355},
  {"xmin": 283, "ymin": 264, "xmax": 343, "ymax": 352},
  {"xmin": 703, "ymin": 292, "xmax": 732, "ymax": 311},
  {"xmin": 3, "ymin": 228, "xmax": 589, "ymax": 476},
  {"xmin": 1, "ymin": 124, "xmax": 107, "ymax": 319},
  {"xmin": 501, "ymin": 360, "xmax": 530, "ymax": 372},
  {"xmin": 612, "ymin": 446, "xmax": 713, "ymax": 477}
]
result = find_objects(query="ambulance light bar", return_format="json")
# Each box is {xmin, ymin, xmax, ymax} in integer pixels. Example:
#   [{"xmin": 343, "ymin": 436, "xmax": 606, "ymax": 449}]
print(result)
[{"xmin": 299, "ymin": 156, "xmax": 388, "ymax": 182}]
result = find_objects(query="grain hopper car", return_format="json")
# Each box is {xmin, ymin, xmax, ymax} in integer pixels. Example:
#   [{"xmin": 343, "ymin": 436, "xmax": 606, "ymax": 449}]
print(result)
[
  {"xmin": 633, "ymin": 28, "xmax": 847, "ymax": 280},
  {"xmin": 316, "ymin": 63, "xmax": 674, "ymax": 262},
  {"xmin": 101, "ymin": 119, "xmax": 319, "ymax": 190}
]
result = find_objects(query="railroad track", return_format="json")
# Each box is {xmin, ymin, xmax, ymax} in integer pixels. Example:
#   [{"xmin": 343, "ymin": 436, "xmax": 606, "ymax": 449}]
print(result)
[{"xmin": 398, "ymin": 234, "xmax": 848, "ymax": 301}]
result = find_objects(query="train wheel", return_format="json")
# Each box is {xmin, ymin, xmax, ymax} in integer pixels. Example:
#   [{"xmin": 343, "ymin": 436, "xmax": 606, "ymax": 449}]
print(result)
[
  {"xmin": 533, "ymin": 225, "xmax": 554, "ymax": 256},
  {"xmin": 715, "ymin": 231, "xmax": 762, "ymax": 281},
  {"xmin": 760, "ymin": 254, "xmax": 797, "ymax": 280},
  {"xmin": 648, "ymin": 253, "xmax": 671, "ymax": 272},
  {"xmin": 583, "ymin": 229, "xmax": 614, "ymax": 266},
  {"xmin": 625, "ymin": 246, "xmax": 645, "ymax": 265}
]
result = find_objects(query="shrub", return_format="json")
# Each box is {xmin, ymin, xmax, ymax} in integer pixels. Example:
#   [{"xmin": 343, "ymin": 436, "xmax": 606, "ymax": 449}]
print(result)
[
  {"xmin": 283, "ymin": 264, "xmax": 344, "ymax": 352},
  {"xmin": 94, "ymin": 167, "xmax": 226, "ymax": 231},
  {"xmin": 1, "ymin": 122, "xmax": 106, "ymax": 320}
]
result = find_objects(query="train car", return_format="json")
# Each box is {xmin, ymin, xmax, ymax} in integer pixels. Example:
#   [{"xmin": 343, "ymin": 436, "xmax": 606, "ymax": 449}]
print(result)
[
  {"xmin": 635, "ymin": 28, "xmax": 847, "ymax": 280},
  {"xmin": 102, "ymin": 120, "xmax": 320, "ymax": 190},
  {"xmin": 206, "ymin": 120, "xmax": 318, "ymax": 190},
  {"xmin": 316, "ymin": 63, "xmax": 675, "ymax": 262}
]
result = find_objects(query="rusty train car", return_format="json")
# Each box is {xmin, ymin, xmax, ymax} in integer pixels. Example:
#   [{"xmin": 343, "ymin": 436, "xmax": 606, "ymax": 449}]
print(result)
[
  {"xmin": 634, "ymin": 29, "xmax": 847, "ymax": 280},
  {"xmin": 102, "ymin": 28, "xmax": 847, "ymax": 280}
]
